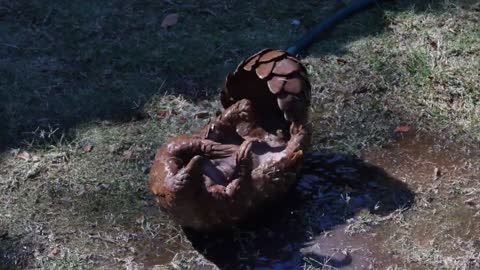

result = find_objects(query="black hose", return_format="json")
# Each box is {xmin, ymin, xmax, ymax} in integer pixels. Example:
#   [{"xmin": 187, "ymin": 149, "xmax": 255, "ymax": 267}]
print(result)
[{"xmin": 286, "ymin": 0, "xmax": 379, "ymax": 55}]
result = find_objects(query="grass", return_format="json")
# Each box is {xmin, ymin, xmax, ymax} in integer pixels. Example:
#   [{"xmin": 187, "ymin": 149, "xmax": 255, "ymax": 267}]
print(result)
[{"xmin": 0, "ymin": 0, "xmax": 479, "ymax": 269}]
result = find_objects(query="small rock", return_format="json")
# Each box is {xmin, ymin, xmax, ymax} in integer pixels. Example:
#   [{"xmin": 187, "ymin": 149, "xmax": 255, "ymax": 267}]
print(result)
[
  {"xmin": 83, "ymin": 143, "xmax": 94, "ymax": 152},
  {"xmin": 16, "ymin": 151, "xmax": 31, "ymax": 161}
]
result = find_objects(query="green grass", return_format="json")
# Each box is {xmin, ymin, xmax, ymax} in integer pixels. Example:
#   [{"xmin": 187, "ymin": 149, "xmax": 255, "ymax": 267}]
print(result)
[
  {"xmin": 0, "ymin": 0, "xmax": 479, "ymax": 268},
  {"xmin": 405, "ymin": 49, "xmax": 432, "ymax": 85}
]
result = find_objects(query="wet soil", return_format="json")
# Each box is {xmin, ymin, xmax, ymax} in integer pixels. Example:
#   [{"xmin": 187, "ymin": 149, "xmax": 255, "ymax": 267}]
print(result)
[
  {"xmin": 139, "ymin": 133, "xmax": 479, "ymax": 269},
  {"xmin": 362, "ymin": 133, "xmax": 480, "ymax": 268},
  {"xmin": 182, "ymin": 150, "xmax": 413, "ymax": 270}
]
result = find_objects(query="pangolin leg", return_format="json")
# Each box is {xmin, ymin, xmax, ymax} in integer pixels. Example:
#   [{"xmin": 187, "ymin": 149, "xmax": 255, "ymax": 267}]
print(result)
[
  {"xmin": 167, "ymin": 155, "xmax": 204, "ymax": 193},
  {"xmin": 202, "ymin": 99, "xmax": 256, "ymax": 140},
  {"xmin": 222, "ymin": 140, "xmax": 254, "ymax": 197},
  {"xmin": 220, "ymin": 99, "xmax": 255, "ymax": 124}
]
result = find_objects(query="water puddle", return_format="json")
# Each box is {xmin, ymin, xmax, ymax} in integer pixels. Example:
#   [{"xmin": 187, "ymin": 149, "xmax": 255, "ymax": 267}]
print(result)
[
  {"xmin": 300, "ymin": 225, "xmax": 397, "ymax": 269},
  {"xmin": 129, "ymin": 205, "xmax": 190, "ymax": 268},
  {"xmin": 361, "ymin": 133, "xmax": 480, "ymax": 263},
  {"xmin": 361, "ymin": 133, "xmax": 479, "ymax": 192}
]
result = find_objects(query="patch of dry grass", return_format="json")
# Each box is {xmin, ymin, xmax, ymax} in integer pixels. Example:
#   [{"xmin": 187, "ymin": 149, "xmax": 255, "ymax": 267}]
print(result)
[{"xmin": 306, "ymin": 1, "xmax": 479, "ymax": 153}]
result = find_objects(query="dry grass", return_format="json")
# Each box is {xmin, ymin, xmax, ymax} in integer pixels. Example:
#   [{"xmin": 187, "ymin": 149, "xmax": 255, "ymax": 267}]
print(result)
[
  {"xmin": 306, "ymin": 1, "xmax": 479, "ymax": 152},
  {"xmin": 0, "ymin": 0, "xmax": 479, "ymax": 269}
]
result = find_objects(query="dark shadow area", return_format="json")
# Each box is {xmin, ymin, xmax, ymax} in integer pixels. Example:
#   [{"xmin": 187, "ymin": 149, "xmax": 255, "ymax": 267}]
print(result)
[
  {"xmin": 185, "ymin": 151, "xmax": 414, "ymax": 269},
  {"xmin": 0, "ymin": 0, "xmax": 466, "ymax": 150},
  {"xmin": 0, "ymin": 232, "xmax": 35, "ymax": 269},
  {"xmin": 299, "ymin": 0, "xmax": 472, "ymax": 57}
]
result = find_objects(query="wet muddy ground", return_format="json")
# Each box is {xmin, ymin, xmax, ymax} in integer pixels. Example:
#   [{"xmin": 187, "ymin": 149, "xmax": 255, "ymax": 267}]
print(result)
[
  {"xmin": 181, "ymin": 151, "xmax": 413, "ymax": 269},
  {"xmin": 1, "ymin": 132, "xmax": 478, "ymax": 269},
  {"xmin": 134, "ymin": 133, "xmax": 479, "ymax": 269}
]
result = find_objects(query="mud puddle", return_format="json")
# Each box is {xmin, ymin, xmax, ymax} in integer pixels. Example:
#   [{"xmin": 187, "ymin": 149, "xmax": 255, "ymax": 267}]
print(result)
[
  {"xmin": 361, "ymin": 133, "xmax": 480, "ymax": 266},
  {"xmin": 300, "ymin": 225, "xmax": 399, "ymax": 269},
  {"xmin": 127, "ymin": 204, "xmax": 190, "ymax": 268},
  {"xmin": 143, "ymin": 133, "xmax": 479, "ymax": 269},
  {"xmin": 183, "ymin": 150, "xmax": 413, "ymax": 269}
]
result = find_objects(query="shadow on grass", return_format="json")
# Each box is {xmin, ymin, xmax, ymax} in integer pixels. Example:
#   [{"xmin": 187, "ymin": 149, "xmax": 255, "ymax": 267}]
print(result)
[
  {"xmin": 0, "ymin": 233, "xmax": 34, "ymax": 270},
  {"xmin": 0, "ymin": 0, "xmax": 462, "ymax": 150},
  {"xmin": 185, "ymin": 151, "xmax": 414, "ymax": 269}
]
